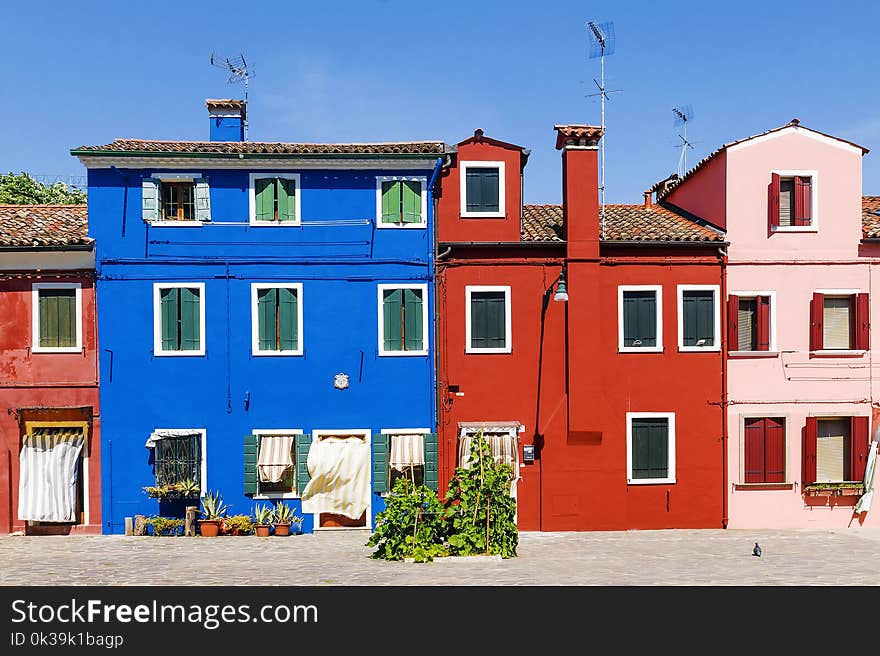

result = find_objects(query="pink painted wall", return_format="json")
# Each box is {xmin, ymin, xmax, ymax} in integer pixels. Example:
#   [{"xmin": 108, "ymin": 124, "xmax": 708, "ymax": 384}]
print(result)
[{"xmin": 664, "ymin": 150, "xmax": 727, "ymax": 229}]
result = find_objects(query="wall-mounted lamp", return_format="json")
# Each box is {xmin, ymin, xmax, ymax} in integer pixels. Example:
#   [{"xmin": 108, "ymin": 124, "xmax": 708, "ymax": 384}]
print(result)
[{"xmin": 553, "ymin": 270, "xmax": 569, "ymax": 302}]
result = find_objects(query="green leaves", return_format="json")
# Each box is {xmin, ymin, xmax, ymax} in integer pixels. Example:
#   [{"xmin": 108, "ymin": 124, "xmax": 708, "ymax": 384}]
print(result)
[
  {"xmin": 367, "ymin": 476, "xmax": 446, "ymax": 562},
  {"xmin": 0, "ymin": 172, "xmax": 86, "ymax": 204}
]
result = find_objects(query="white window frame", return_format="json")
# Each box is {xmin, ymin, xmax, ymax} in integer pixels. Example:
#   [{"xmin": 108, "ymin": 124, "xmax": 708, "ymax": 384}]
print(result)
[
  {"xmin": 626, "ymin": 412, "xmax": 676, "ymax": 485},
  {"xmin": 150, "ymin": 428, "xmax": 208, "ymax": 498},
  {"xmin": 375, "ymin": 176, "xmax": 428, "ymax": 229},
  {"xmin": 729, "ymin": 290, "xmax": 778, "ymax": 355},
  {"xmin": 152, "ymin": 282, "xmax": 206, "ymax": 357},
  {"xmin": 376, "ymin": 283, "xmax": 429, "ymax": 356},
  {"xmin": 310, "ymin": 429, "xmax": 372, "ymax": 530},
  {"xmin": 151, "ymin": 173, "xmax": 204, "ymax": 226},
  {"xmin": 737, "ymin": 414, "xmax": 790, "ymax": 486},
  {"xmin": 460, "ymin": 161, "xmax": 506, "ymax": 218},
  {"xmin": 465, "ymin": 285, "xmax": 512, "ymax": 354},
  {"xmin": 813, "ymin": 288, "xmax": 865, "ymax": 355},
  {"xmin": 248, "ymin": 173, "xmax": 302, "ymax": 226},
  {"xmin": 252, "ymin": 428, "xmax": 304, "ymax": 500},
  {"xmin": 617, "ymin": 285, "xmax": 663, "ymax": 353},
  {"xmin": 677, "ymin": 284, "xmax": 721, "ymax": 352},
  {"xmin": 31, "ymin": 282, "xmax": 83, "ymax": 353},
  {"xmin": 770, "ymin": 169, "xmax": 819, "ymax": 233},
  {"xmin": 250, "ymin": 283, "xmax": 304, "ymax": 357}
]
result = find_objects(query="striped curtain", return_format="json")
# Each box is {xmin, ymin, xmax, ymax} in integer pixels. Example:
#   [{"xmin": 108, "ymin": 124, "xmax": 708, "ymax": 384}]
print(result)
[
  {"xmin": 257, "ymin": 434, "xmax": 294, "ymax": 483},
  {"xmin": 389, "ymin": 434, "xmax": 425, "ymax": 472},
  {"xmin": 458, "ymin": 432, "xmax": 517, "ymax": 470},
  {"xmin": 18, "ymin": 427, "xmax": 85, "ymax": 522}
]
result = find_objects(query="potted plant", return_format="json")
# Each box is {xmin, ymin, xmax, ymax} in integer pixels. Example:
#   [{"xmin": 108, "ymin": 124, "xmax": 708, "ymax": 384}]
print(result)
[
  {"xmin": 198, "ymin": 490, "xmax": 227, "ymax": 537},
  {"xmin": 254, "ymin": 504, "xmax": 273, "ymax": 537},
  {"xmin": 221, "ymin": 514, "xmax": 255, "ymax": 536},
  {"xmin": 272, "ymin": 502, "xmax": 297, "ymax": 536}
]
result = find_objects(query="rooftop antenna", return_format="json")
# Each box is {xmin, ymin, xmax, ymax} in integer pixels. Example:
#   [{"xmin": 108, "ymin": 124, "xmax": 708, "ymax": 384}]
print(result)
[
  {"xmin": 210, "ymin": 52, "xmax": 254, "ymax": 140},
  {"xmin": 673, "ymin": 105, "xmax": 695, "ymax": 177},
  {"xmin": 586, "ymin": 20, "xmax": 619, "ymax": 238}
]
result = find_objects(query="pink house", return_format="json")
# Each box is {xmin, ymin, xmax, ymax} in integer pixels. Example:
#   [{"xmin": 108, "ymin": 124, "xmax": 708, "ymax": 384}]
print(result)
[{"xmin": 662, "ymin": 120, "xmax": 879, "ymax": 528}]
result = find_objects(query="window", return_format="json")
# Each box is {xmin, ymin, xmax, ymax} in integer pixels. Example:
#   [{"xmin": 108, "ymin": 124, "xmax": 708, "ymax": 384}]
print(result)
[
  {"xmin": 251, "ymin": 284, "xmax": 303, "ymax": 356},
  {"xmin": 678, "ymin": 285, "xmax": 720, "ymax": 351},
  {"xmin": 378, "ymin": 284, "xmax": 428, "ymax": 356},
  {"xmin": 803, "ymin": 416, "xmax": 869, "ymax": 485},
  {"xmin": 769, "ymin": 171, "xmax": 816, "ymax": 230},
  {"xmin": 249, "ymin": 174, "xmax": 300, "ymax": 225},
  {"xmin": 466, "ymin": 286, "xmax": 512, "ymax": 354},
  {"xmin": 455, "ymin": 426, "xmax": 519, "ymax": 499},
  {"xmin": 728, "ymin": 293, "xmax": 773, "ymax": 353},
  {"xmin": 618, "ymin": 285, "xmax": 662, "ymax": 352},
  {"xmin": 142, "ymin": 175, "xmax": 210, "ymax": 223},
  {"xmin": 153, "ymin": 283, "xmax": 206, "ymax": 356},
  {"xmin": 373, "ymin": 430, "xmax": 438, "ymax": 493},
  {"xmin": 809, "ymin": 291, "xmax": 868, "ymax": 352},
  {"xmin": 627, "ymin": 413, "xmax": 676, "ymax": 484},
  {"xmin": 460, "ymin": 161, "xmax": 506, "ymax": 217},
  {"xmin": 743, "ymin": 417, "xmax": 785, "ymax": 483},
  {"xmin": 245, "ymin": 431, "xmax": 302, "ymax": 498},
  {"xmin": 376, "ymin": 177, "xmax": 426, "ymax": 228},
  {"xmin": 32, "ymin": 283, "xmax": 82, "ymax": 353},
  {"xmin": 147, "ymin": 429, "xmax": 206, "ymax": 496}
]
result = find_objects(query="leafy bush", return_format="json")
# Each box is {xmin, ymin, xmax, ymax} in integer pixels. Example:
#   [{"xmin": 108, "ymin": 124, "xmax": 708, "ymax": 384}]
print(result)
[
  {"xmin": 145, "ymin": 516, "xmax": 184, "ymax": 537},
  {"xmin": 221, "ymin": 515, "xmax": 255, "ymax": 536},
  {"xmin": 367, "ymin": 477, "xmax": 447, "ymax": 562}
]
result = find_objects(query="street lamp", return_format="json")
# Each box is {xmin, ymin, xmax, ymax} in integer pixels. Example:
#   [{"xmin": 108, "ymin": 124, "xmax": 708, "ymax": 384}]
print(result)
[{"xmin": 553, "ymin": 270, "xmax": 569, "ymax": 302}]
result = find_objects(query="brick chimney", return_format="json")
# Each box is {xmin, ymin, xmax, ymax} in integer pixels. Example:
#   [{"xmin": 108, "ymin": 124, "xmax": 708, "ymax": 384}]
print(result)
[
  {"xmin": 206, "ymin": 99, "xmax": 246, "ymax": 142},
  {"xmin": 554, "ymin": 124, "xmax": 603, "ymax": 259}
]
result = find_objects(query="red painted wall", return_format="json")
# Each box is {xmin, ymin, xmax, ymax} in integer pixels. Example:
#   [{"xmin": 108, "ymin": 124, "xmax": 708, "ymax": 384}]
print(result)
[
  {"xmin": 664, "ymin": 151, "xmax": 728, "ymax": 230},
  {"xmin": 0, "ymin": 272, "xmax": 101, "ymax": 534}
]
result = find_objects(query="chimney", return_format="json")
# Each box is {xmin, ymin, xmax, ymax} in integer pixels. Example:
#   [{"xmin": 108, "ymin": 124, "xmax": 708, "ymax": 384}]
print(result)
[
  {"xmin": 643, "ymin": 190, "xmax": 653, "ymax": 207},
  {"xmin": 206, "ymin": 99, "xmax": 246, "ymax": 142},
  {"xmin": 554, "ymin": 124, "xmax": 604, "ymax": 259}
]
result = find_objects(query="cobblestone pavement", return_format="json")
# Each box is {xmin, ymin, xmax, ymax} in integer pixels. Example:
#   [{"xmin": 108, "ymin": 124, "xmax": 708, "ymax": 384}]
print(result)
[{"xmin": 1, "ymin": 528, "xmax": 879, "ymax": 586}]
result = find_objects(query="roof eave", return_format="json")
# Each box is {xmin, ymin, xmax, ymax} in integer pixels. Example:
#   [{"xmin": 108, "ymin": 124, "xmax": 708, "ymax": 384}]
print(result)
[{"xmin": 69, "ymin": 149, "xmax": 445, "ymax": 159}]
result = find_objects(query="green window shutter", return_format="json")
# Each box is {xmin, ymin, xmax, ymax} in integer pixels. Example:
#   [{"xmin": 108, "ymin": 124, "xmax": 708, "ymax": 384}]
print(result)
[
  {"xmin": 480, "ymin": 169, "xmax": 499, "ymax": 212},
  {"xmin": 372, "ymin": 433, "xmax": 389, "ymax": 493},
  {"xmin": 160, "ymin": 287, "xmax": 179, "ymax": 351},
  {"xmin": 257, "ymin": 287, "xmax": 277, "ymax": 351},
  {"xmin": 381, "ymin": 181, "xmax": 401, "ymax": 224},
  {"xmin": 38, "ymin": 289, "xmax": 74, "ymax": 348},
  {"xmin": 401, "ymin": 180, "xmax": 421, "ymax": 223},
  {"xmin": 142, "ymin": 178, "xmax": 160, "ymax": 222},
  {"xmin": 624, "ymin": 291, "xmax": 657, "ymax": 347},
  {"xmin": 255, "ymin": 178, "xmax": 275, "ymax": 221},
  {"xmin": 244, "ymin": 434, "xmax": 259, "ymax": 495},
  {"xmin": 465, "ymin": 170, "xmax": 482, "ymax": 212},
  {"xmin": 403, "ymin": 288, "xmax": 424, "ymax": 351},
  {"xmin": 180, "ymin": 287, "xmax": 201, "ymax": 351},
  {"xmin": 487, "ymin": 293, "xmax": 506, "ymax": 348},
  {"xmin": 278, "ymin": 287, "xmax": 298, "ymax": 351},
  {"xmin": 278, "ymin": 178, "xmax": 296, "ymax": 222},
  {"xmin": 423, "ymin": 433, "xmax": 438, "ymax": 491},
  {"xmin": 194, "ymin": 177, "xmax": 211, "ymax": 222},
  {"xmin": 57, "ymin": 290, "xmax": 75, "ymax": 347},
  {"xmin": 383, "ymin": 288, "xmax": 403, "ymax": 351},
  {"xmin": 631, "ymin": 419, "xmax": 668, "ymax": 479},
  {"xmin": 39, "ymin": 290, "xmax": 53, "ymax": 347},
  {"xmin": 683, "ymin": 291, "xmax": 714, "ymax": 346},
  {"xmin": 470, "ymin": 294, "xmax": 488, "ymax": 349},
  {"xmin": 623, "ymin": 293, "xmax": 638, "ymax": 347},
  {"xmin": 295, "ymin": 433, "xmax": 312, "ymax": 494},
  {"xmin": 683, "ymin": 294, "xmax": 697, "ymax": 346}
]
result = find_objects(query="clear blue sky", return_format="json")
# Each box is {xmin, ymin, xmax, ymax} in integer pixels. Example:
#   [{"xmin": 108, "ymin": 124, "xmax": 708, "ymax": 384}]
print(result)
[{"xmin": 2, "ymin": 0, "xmax": 878, "ymax": 203}]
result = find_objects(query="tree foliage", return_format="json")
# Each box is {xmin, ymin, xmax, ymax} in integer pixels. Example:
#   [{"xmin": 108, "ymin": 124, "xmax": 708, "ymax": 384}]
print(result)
[
  {"xmin": 0, "ymin": 172, "xmax": 86, "ymax": 205},
  {"xmin": 367, "ymin": 476, "xmax": 447, "ymax": 562}
]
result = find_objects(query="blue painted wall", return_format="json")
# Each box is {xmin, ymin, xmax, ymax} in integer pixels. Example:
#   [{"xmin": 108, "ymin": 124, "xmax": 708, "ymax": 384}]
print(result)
[{"xmin": 87, "ymin": 165, "xmax": 437, "ymax": 534}]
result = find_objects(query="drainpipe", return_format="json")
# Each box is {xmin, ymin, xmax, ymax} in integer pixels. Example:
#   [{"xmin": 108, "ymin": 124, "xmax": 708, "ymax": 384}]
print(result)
[{"xmin": 718, "ymin": 245, "xmax": 729, "ymax": 528}]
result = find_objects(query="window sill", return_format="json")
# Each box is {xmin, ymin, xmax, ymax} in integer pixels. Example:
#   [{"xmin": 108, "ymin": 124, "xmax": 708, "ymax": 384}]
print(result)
[
  {"xmin": 728, "ymin": 351, "xmax": 779, "ymax": 358},
  {"xmin": 627, "ymin": 478, "xmax": 676, "ymax": 485},
  {"xmin": 252, "ymin": 350, "xmax": 303, "ymax": 357},
  {"xmin": 618, "ymin": 347, "xmax": 663, "ymax": 353},
  {"xmin": 31, "ymin": 347, "xmax": 83, "ymax": 354},
  {"xmin": 678, "ymin": 346, "xmax": 721, "ymax": 353},
  {"xmin": 460, "ymin": 212, "xmax": 505, "ymax": 219},
  {"xmin": 248, "ymin": 221, "xmax": 302, "ymax": 227},
  {"xmin": 770, "ymin": 226, "xmax": 817, "ymax": 233},
  {"xmin": 810, "ymin": 350, "xmax": 866, "ymax": 357},
  {"xmin": 154, "ymin": 350, "xmax": 206, "ymax": 357},
  {"xmin": 379, "ymin": 350, "xmax": 429, "ymax": 357},
  {"xmin": 466, "ymin": 348, "xmax": 512, "ymax": 355},
  {"xmin": 375, "ymin": 222, "xmax": 427, "ymax": 230},
  {"xmin": 733, "ymin": 482, "xmax": 794, "ymax": 490},
  {"xmin": 147, "ymin": 220, "xmax": 206, "ymax": 227},
  {"xmin": 252, "ymin": 493, "xmax": 300, "ymax": 500}
]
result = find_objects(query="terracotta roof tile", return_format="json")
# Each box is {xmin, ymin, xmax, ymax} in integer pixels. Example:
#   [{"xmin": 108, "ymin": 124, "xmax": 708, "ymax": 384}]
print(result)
[
  {"xmin": 521, "ymin": 203, "xmax": 724, "ymax": 243},
  {"xmin": 863, "ymin": 196, "xmax": 880, "ymax": 238},
  {"xmin": 0, "ymin": 205, "xmax": 91, "ymax": 248},
  {"xmin": 72, "ymin": 138, "xmax": 447, "ymax": 156},
  {"xmin": 553, "ymin": 124, "xmax": 604, "ymax": 150}
]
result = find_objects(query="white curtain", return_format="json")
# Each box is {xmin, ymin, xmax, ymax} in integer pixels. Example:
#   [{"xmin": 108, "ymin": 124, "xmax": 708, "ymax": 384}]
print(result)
[
  {"xmin": 300, "ymin": 436, "xmax": 370, "ymax": 520},
  {"xmin": 18, "ymin": 427, "xmax": 86, "ymax": 522},
  {"xmin": 390, "ymin": 434, "xmax": 424, "ymax": 472},
  {"xmin": 145, "ymin": 428, "xmax": 200, "ymax": 448},
  {"xmin": 257, "ymin": 434, "xmax": 294, "ymax": 483}
]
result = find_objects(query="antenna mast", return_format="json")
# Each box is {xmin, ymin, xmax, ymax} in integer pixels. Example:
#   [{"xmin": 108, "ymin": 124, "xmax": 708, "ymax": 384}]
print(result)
[
  {"xmin": 673, "ymin": 105, "xmax": 695, "ymax": 177},
  {"xmin": 587, "ymin": 21, "xmax": 618, "ymax": 238},
  {"xmin": 210, "ymin": 52, "xmax": 254, "ymax": 140}
]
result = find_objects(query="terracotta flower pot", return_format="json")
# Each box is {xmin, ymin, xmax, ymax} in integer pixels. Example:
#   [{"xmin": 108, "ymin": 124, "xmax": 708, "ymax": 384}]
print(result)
[
  {"xmin": 255, "ymin": 524, "xmax": 271, "ymax": 537},
  {"xmin": 199, "ymin": 519, "xmax": 222, "ymax": 537},
  {"xmin": 273, "ymin": 523, "xmax": 290, "ymax": 537}
]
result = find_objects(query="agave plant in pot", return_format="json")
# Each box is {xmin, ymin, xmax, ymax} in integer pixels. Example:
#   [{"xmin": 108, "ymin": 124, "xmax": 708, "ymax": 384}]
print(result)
[
  {"xmin": 272, "ymin": 502, "xmax": 301, "ymax": 536},
  {"xmin": 198, "ymin": 490, "xmax": 228, "ymax": 537},
  {"xmin": 254, "ymin": 504, "xmax": 273, "ymax": 538}
]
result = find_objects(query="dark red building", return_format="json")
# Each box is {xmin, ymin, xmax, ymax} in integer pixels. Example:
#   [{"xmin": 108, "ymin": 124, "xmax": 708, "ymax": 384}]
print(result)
[
  {"xmin": 0, "ymin": 205, "xmax": 101, "ymax": 535},
  {"xmin": 436, "ymin": 126, "xmax": 728, "ymax": 530}
]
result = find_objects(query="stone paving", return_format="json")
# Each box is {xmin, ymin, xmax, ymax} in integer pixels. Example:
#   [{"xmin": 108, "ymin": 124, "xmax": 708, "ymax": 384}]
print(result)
[{"xmin": 1, "ymin": 528, "xmax": 879, "ymax": 586}]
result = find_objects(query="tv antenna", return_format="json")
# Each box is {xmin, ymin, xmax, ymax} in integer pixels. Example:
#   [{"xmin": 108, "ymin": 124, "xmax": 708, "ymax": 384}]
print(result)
[
  {"xmin": 673, "ymin": 105, "xmax": 695, "ymax": 177},
  {"xmin": 210, "ymin": 52, "xmax": 254, "ymax": 140},
  {"xmin": 586, "ymin": 20, "xmax": 619, "ymax": 238}
]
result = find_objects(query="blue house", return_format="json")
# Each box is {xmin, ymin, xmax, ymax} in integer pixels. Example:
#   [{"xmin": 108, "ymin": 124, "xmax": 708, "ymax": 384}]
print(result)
[{"xmin": 72, "ymin": 99, "xmax": 447, "ymax": 534}]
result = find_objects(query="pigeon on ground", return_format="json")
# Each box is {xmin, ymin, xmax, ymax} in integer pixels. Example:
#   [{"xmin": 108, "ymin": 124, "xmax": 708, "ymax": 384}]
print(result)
[{"xmin": 753, "ymin": 542, "xmax": 762, "ymax": 557}]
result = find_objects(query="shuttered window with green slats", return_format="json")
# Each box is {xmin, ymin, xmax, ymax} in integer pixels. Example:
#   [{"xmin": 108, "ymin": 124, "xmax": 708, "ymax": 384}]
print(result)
[
  {"xmin": 381, "ymin": 287, "xmax": 424, "ymax": 353},
  {"xmin": 373, "ymin": 432, "xmax": 438, "ymax": 494},
  {"xmin": 681, "ymin": 289, "xmax": 715, "ymax": 347},
  {"xmin": 469, "ymin": 290, "xmax": 508, "ymax": 351},
  {"xmin": 37, "ymin": 287, "xmax": 78, "ymax": 349},
  {"xmin": 380, "ymin": 179, "xmax": 422, "ymax": 225},
  {"xmin": 244, "ymin": 433, "xmax": 297, "ymax": 496},
  {"xmin": 622, "ymin": 290, "xmax": 658, "ymax": 348},
  {"xmin": 254, "ymin": 177, "xmax": 297, "ymax": 223},
  {"xmin": 630, "ymin": 418, "xmax": 670, "ymax": 481},
  {"xmin": 255, "ymin": 286, "xmax": 300, "ymax": 353},
  {"xmin": 465, "ymin": 167, "xmax": 500, "ymax": 213},
  {"xmin": 159, "ymin": 286, "xmax": 201, "ymax": 352},
  {"xmin": 294, "ymin": 433, "xmax": 312, "ymax": 497}
]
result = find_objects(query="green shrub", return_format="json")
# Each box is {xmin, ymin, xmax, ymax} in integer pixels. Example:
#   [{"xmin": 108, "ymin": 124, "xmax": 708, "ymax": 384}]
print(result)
[
  {"xmin": 145, "ymin": 516, "xmax": 184, "ymax": 537},
  {"xmin": 367, "ymin": 477, "xmax": 447, "ymax": 562}
]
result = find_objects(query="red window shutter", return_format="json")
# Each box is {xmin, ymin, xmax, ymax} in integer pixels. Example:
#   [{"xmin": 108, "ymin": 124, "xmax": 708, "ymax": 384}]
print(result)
[
  {"xmin": 810, "ymin": 293, "xmax": 824, "ymax": 351},
  {"xmin": 757, "ymin": 295, "xmax": 771, "ymax": 351},
  {"xmin": 794, "ymin": 176, "xmax": 812, "ymax": 226},
  {"xmin": 764, "ymin": 418, "xmax": 785, "ymax": 483},
  {"xmin": 803, "ymin": 417, "xmax": 818, "ymax": 485},
  {"xmin": 855, "ymin": 293, "xmax": 869, "ymax": 350},
  {"xmin": 850, "ymin": 416, "xmax": 869, "ymax": 481},
  {"xmin": 769, "ymin": 173, "xmax": 781, "ymax": 228},
  {"xmin": 744, "ymin": 418, "xmax": 766, "ymax": 483},
  {"xmin": 727, "ymin": 295, "xmax": 739, "ymax": 353}
]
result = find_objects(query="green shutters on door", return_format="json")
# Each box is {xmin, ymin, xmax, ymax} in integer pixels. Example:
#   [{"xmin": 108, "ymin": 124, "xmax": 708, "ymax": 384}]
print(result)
[
  {"xmin": 255, "ymin": 177, "xmax": 275, "ymax": 221},
  {"xmin": 160, "ymin": 287, "xmax": 179, "ymax": 351},
  {"xmin": 372, "ymin": 433, "xmax": 389, "ymax": 493},
  {"xmin": 244, "ymin": 434, "xmax": 259, "ymax": 495},
  {"xmin": 295, "ymin": 433, "xmax": 312, "ymax": 495},
  {"xmin": 381, "ymin": 180, "xmax": 422, "ymax": 225},
  {"xmin": 403, "ymin": 289, "xmax": 424, "ymax": 351},
  {"xmin": 383, "ymin": 288, "xmax": 403, "ymax": 351},
  {"xmin": 682, "ymin": 290, "xmax": 714, "ymax": 347},
  {"xmin": 631, "ymin": 418, "xmax": 669, "ymax": 480},
  {"xmin": 424, "ymin": 433, "xmax": 438, "ymax": 491},
  {"xmin": 38, "ymin": 288, "xmax": 77, "ymax": 348},
  {"xmin": 623, "ymin": 291, "xmax": 657, "ymax": 347},
  {"xmin": 470, "ymin": 291, "xmax": 507, "ymax": 350},
  {"xmin": 401, "ymin": 181, "xmax": 421, "ymax": 223}
]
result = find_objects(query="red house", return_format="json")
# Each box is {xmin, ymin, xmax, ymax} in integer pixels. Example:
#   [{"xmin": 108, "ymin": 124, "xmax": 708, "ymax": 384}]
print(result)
[
  {"xmin": 436, "ymin": 127, "xmax": 728, "ymax": 530},
  {"xmin": 0, "ymin": 205, "xmax": 101, "ymax": 535}
]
